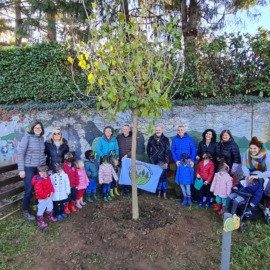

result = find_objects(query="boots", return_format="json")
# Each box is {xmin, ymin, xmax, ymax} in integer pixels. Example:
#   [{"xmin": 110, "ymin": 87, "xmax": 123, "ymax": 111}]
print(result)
[
  {"xmin": 86, "ymin": 194, "xmax": 93, "ymax": 203},
  {"xmin": 93, "ymin": 194, "xmax": 99, "ymax": 201},
  {"xmin": 23, "ymin": 210, "xmax": 35, "ymax": 221},
  {"xmin": 198, "ymin": 196, "xmax": 204, "ymax": 207},
  {"xmin": 64, "ymin": 203, "xmax": 70, "ymax": 214},
  {"xmin": 110, "ymin": 189, "xmax": 115, "ymax": 198},
  {"xmin": 213, "ymin": 203, "xmax": 222, "ymax": 211},
  {"xmin": 218, "ymin": 206, "xmax": 224, "ymax": 215},
  {"xmin": 114, "ymin": 187, "xmax": 120, "ymax": 196},
  {"xmin": 182, "ymin": 196, "xmax": 188, "ymax": 206},
  {"xmin": 163, "ymin": 192, "xmax": 167, "ymax": 200},
  {"xmin": 187, "ymin": 196, "xmax": 193, "ymax": 206},
  {"xmin": 46, "ymin": 211, "xmax": 57, "ymax": 222},
  {"xmin": 205, "ymin": 197, "xmax": 211, "ymax": 209},
  {"xmin": 69, "ymin": 201, "xmax": 76, "ymax": 212},
  {"xmin": 37, "ymin": 216, "xmax": 48, "ymax": 229},
  {"xmin": 107, "ymin": 195, "xmax": 112, "ymax": 201}
]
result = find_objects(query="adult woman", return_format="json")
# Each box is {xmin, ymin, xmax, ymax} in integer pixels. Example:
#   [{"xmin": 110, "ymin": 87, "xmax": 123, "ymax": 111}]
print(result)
[
  {"xmin": 196, "ymin": 129, "xmax": 220, "ymax": 167},
  {"xmin": 45, "ymin": 127, "xmax": 69, "ymax": 171},
  {"xmin": 18, "ymin": 121, "xmax": 46, "ymax": 221},
  {"xmin": 242, "ymin": 137, "xmax": 270, "ymax": 216},
  {"xmin": 96, "ymin": 126, "xmax": 119, "ymax": 196},
  {"xmin": 219, "ymin": 129, "xmax": 241, "ymax": 174}
]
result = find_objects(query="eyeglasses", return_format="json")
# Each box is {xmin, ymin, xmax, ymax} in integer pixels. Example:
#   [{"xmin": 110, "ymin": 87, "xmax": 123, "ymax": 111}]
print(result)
[
  {"xmin": 53, "ymin": 133, "xmax": 61, "ymax": 135},
  {"xmin": 34, "ymin": 127, "xmax": 42, "ymax": 130}
]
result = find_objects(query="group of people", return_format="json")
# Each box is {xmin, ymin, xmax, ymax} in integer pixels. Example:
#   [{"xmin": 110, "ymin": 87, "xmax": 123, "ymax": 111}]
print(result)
[
  {"xmin": 146, "ymin": 125, "xmax": 270, "ymax": 217},
  {"xmin": 17, "ymin": 121, "xmax": 270, "ymax": 229},
  {"xmin": 17, "ymin": 122, "xmax": 133, "ymax": 228}
]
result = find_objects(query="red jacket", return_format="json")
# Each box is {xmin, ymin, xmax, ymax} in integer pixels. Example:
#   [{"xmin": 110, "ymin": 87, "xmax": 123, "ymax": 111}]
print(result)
[
  {"xmin": 32, "ymin": 175, "xmax": 54, "ymax": 200},
  {"xmin": 63, "ymin": 162, "xmax": 79, "ymax": 188},
  {"xmin": 196, "ymin": 160, "xmax": 215, "ymax": 183}
]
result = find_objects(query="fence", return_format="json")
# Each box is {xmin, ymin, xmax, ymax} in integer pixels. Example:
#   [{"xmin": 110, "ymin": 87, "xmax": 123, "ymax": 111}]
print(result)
[{"xmin": 0, "ymin": 164, "xmax": 24, "ymax": 212}]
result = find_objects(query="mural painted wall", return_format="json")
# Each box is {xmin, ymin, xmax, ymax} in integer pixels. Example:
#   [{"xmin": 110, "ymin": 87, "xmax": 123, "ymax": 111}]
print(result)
[{"xmin": 0, "ymin": 102, "xmax": 270, "ymax": 166}]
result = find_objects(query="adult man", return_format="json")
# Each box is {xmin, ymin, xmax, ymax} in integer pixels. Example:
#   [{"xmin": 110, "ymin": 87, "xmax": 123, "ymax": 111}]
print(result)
[
  {"xmin": 171, "ymin": 125, "xmax": 196, "ymax": 166},
  {"xmin": 147, "ymin": 126, "xmax": 170, "ymax": 199},
  {"xmin": 117, "ymin": 124, "xmax": 133, "ymax": 194}
]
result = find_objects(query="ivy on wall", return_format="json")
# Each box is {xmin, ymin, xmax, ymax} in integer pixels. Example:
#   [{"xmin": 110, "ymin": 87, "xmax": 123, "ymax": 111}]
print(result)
[{"xmin": 0, "ymin": 42, "xmax": 87, "ymax": 104}]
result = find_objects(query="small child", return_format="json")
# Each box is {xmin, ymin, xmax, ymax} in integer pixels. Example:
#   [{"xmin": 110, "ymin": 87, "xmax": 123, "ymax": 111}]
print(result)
[
  {"xmin": 63, "ymin": 152, "xmax": 79, "ymax": 212},
  {"xmin": 84, "ymin": 150, "xmax": 99, "ymax": 202},
  {"xmin": 175, "ymin": 153, "xmax": 194, "ymax": 206},
  {"xmin": 50, "ymin": 163, "xmax": 71, "ymax": 220},
  {"xmin": 109, "ymin": 150, "xmax": 120, "ymax": 197},
  {"xmin": 210, "ymin": 163, "xmax": 233, "ymax": 215},
  {"xmin": 224, "ymin": 177, "xmax": 263, "ymax": 216},
  {"xmin": 75, "ymin": 160, "xmax": 89, "ymax": 208},
  {"xmin": 99, "ymin": 155, "xmax": 118, "ymax": 201},
  {"xmin": 196, "ymin": 152, "xmax": 215, "ymax": 208},
  {"xmin": 157, "ymin": 162, "xmax": 169, "ymax": 200},
  {"xmin": 32, "ymin": 165, "xmax": 57, "ymax": 229}
]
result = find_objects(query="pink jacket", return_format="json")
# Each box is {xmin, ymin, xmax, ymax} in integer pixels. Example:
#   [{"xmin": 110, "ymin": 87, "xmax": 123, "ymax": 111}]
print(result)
[
  {"xmin": 99, "ymin": 163, "xmax": 118, "ymax": 184},
  {"xmin": 210, "ymin": 172, "xmax": 233, "ymax": 198},
  {"xmin": 77, "ymin": 168, "xmax": 89, "ymax": 190}
]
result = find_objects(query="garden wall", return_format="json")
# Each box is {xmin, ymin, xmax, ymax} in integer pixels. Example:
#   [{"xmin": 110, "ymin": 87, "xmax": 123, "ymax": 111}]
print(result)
[{"xmin": 1, "ymin": 102, "xmax": 270, "ymax": 166}]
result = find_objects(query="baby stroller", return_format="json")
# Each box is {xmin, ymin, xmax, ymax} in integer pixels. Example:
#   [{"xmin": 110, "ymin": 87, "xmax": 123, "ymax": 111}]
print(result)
[{"xmin": 234, "ymin": 190, "xmax": 264, "ymax": 233}]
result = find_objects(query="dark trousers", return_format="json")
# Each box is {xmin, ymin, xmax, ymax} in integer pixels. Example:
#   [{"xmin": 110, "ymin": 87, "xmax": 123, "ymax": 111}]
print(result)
[
  {"xmin": 23, "ymin": 166, "xmax": 38, "ymax": 211},
  {"xmin": 70, "ymin": 187, "xmax": 77, "ymax": 202},
  {"xmin": 53, "ymin": 200, "xmax": 65, "ymax": 216},
  {"xmin": 199, "ymin": 184, "xmax": 211, "ymax": 198}
]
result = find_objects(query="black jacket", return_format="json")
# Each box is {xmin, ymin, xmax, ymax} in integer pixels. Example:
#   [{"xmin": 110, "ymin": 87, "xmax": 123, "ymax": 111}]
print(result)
[
  {"xmin": 219, "ymin": 138, "xmax": 241, "ymax": 169},
  {"xmin": 147, "ymin": 134, "xmax": 170, "ymax": 165},
  {"xmin": 45, "ymin": 138, "xmax": 69, "ymax": 170},
  {"xmin": 197, "ymin": 140, "xmax": 220, "ymax": 165}
]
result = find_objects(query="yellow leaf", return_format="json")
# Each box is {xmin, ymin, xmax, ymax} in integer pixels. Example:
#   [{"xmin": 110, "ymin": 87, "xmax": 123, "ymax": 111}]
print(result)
[
  {"xmin": 85, "ymin": 53, "xmax": 89, "ymax": 60},
  {"xmin": 94, "ymin": 61, "xmax": 99, "ymax": 68},
  {"xmin": 78, "ymin": 55, "xmax": 84, "ymax": 61},
  {"xmin": 77, "ymin": 45, "xmax": 82, "ymax": 52},
  {"xmin": 98, "ymin": 77, "xmax": 104, "ymax": 86},
  {"xmin": 78, "ymin": 60, "xmax": 86, "ymax": 69},
  {"xmin": 88, "ymin": 73, "xmax": 95, "ymax": 83},
  {"xmin": 112, "ymin": 60, "xmax": 116, "ymax": 66},
  {"xmin": 67, "ymin": 56, "xmax": 73, "ymax": 64},
  {"xmin": 92, "ymin": 2, "xmax": 97, "ymax": 8}
]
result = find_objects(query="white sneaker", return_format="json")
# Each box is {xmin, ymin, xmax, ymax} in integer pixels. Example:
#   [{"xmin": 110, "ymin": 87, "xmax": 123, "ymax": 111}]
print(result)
[{"xmin": 264, "ymin": 209, "xmax": 270, "ymax": 216}]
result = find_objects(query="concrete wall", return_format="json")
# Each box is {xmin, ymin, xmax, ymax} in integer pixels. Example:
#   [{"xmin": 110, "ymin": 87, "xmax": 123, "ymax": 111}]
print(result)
[{"xmin": 1, "ymin": 102, "xmax": 270, "ymax": 166}]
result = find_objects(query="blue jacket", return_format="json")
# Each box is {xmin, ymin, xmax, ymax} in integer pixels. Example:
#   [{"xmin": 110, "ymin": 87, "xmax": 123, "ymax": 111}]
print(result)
[
  {"xmin": 96, "ymin": 135, "xmax": 119, "ymax": 160},
  {"xmin": 84, "ymin": 159, "xmax": 99, "ymax": 180},
  {"xmin": 175, "ymin": 162, "xmax": 194, "ymax": 185},
  {"xmin": 171, "ymin": 133, "xmax": 196, "ymax": 162},
  {"xmin": 234, "ymin": 179, "xmax": 263, "ymax": 206}
]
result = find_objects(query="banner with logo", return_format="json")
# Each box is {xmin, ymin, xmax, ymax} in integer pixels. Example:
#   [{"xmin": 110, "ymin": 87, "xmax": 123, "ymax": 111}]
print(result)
[{"xmin": 119, "ymin": 158, "xmax": 163, "ymax": 193}]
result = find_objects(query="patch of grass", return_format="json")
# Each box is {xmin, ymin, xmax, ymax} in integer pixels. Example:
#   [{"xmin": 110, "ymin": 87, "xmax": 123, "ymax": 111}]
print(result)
[
  {"xmin": 146, "ymin": 251, "xmax": 158, "ymax": 262},
  {"xmin": 87, "ymin": 252, "xmax": 103, "ymax": 267},
  {"xmin": 0, "ymin": 211, "xmax": 37, "ymax": 270}
]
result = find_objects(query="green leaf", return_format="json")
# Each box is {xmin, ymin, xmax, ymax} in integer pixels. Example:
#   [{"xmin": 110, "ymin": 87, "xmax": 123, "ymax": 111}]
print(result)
[{"xmin": 119, "ymin": 12, "xmax": 125, "ymax": 23}]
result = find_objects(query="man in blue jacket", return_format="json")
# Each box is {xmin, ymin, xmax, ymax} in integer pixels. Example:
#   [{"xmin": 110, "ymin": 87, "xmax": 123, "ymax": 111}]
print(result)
[{"xmin": 171, "ymin": 126, "xmax": 196, "ymax": 167}]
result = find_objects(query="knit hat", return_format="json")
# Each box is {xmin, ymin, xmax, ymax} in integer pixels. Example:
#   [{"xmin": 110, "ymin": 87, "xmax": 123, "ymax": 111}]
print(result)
[{"xmin": 249, "ymin": 137, "xmax": 263, "ymax": 148}]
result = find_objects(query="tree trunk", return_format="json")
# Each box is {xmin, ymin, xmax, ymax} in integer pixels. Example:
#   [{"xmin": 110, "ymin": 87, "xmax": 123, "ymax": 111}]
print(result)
[
  {"xmin": 47, "ymin": 10, "xmax": 57, "ymax": 41},
  {"xmin": 131, "ymin": 108, "xmax": 139, "ymax": 220},
  {"xmin": 15, "ymin": 1, "xmax": 22, "ymax": 46}
]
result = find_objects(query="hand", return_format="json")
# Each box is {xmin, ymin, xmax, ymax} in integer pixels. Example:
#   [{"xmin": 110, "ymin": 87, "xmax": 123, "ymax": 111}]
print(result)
[
  {"xmin": 190, "ymin": 161, "xmax": 194, "ymax": 168},
  {"xmin": 204, "ymin": 181, "xmax": 208, "ymax": 185},
  {"xmin": 176, "ymin": 161, "xmax": 180, "ymax": 166},
  {"xmin": 163, "ymin": 163, "xmax": 168, "ymax": 170},
  {"xmin": 196, "ymin": 156, "xmax": 200, "ymax": 160},
  {"xmin": 250, "ymin": 203, "xmax": 255, "ymax": 208},
  {"xmin": 197, "ymin": 174, "xmax": 201, "ymax": 178},
  {"xmin": 232, "ymin": 186, "xmax": 238, "ymax": 191},
  {"xmin": 123, "ymin": 155, "xmax": 127, "ymax": 159},
  {"xmin": 19, "ymin": 171, "xmax": 25, "ymax": 178}
]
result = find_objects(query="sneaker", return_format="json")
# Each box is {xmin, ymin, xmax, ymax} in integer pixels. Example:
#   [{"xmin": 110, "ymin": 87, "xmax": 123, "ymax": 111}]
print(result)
[
  {"xmin": 56, "ymin": 214, "xmax": 64, "ymax": 221},
  {"xmin": 80, "ymin": 201, "xmax": 86, "ymax": 206},
  {"xmin": 61, "ymin": 213, "xmax": 68, "ymax": 219},
  {"xmin": 23, "ymin": 211, "xmax": 35, "ymax": 221},
  {"xmin": 76, "ymin": 203, "xmax": 82, "ymax": 209},
  {"xmin": 107, "ymin": 196, "xmax": 112, "ymax": 201},
  {"xmin": 93, "ymin": 195, "xmax": 99, "ymax": 201},
  {"xmin": 103, "ymin": 197, "xmax": 108, "ymax": 202}
]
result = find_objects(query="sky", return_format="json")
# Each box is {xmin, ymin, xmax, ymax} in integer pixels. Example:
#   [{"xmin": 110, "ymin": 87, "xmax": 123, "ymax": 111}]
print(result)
[{"xmin": 223, "ymin": 5, "xmax": 270, "ymax": 35}]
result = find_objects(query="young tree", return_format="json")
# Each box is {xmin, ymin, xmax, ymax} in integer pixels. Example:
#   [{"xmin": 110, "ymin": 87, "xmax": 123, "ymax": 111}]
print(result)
[{"xmin": 69, "ymin": 3, "xmax": 181, "ymax": 219}]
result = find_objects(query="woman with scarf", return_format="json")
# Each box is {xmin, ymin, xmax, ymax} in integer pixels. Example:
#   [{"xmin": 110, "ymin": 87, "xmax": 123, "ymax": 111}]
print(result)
[{"xmin": 241, "ymin": 136, "xmax": 270, "ymax": 216}]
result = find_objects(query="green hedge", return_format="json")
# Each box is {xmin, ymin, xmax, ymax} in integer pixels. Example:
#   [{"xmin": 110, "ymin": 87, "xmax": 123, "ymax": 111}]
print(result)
[{"xmin": 0, "ymin": 42, "xmax": 87, "ymax": 104}]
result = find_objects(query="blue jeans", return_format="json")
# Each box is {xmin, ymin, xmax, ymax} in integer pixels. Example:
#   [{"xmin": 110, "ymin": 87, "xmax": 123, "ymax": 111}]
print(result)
[
  {"xmin": 180, "ymin": 184, "xmax": 191, "ymax": 197},
  {"xmin": 157, "ymin": 170, "xmax": 168, "ymax": 192},
  {"xmin": 23, "ymin": 167, "xmax": 38, "ymax": 211},
  {"xmin": 102, "ymin": 183, "xmax": 110, "ymax": 197},
  {"xmin": 86, "ymin": 179, "xmax": 97, "ymax": 194}
]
